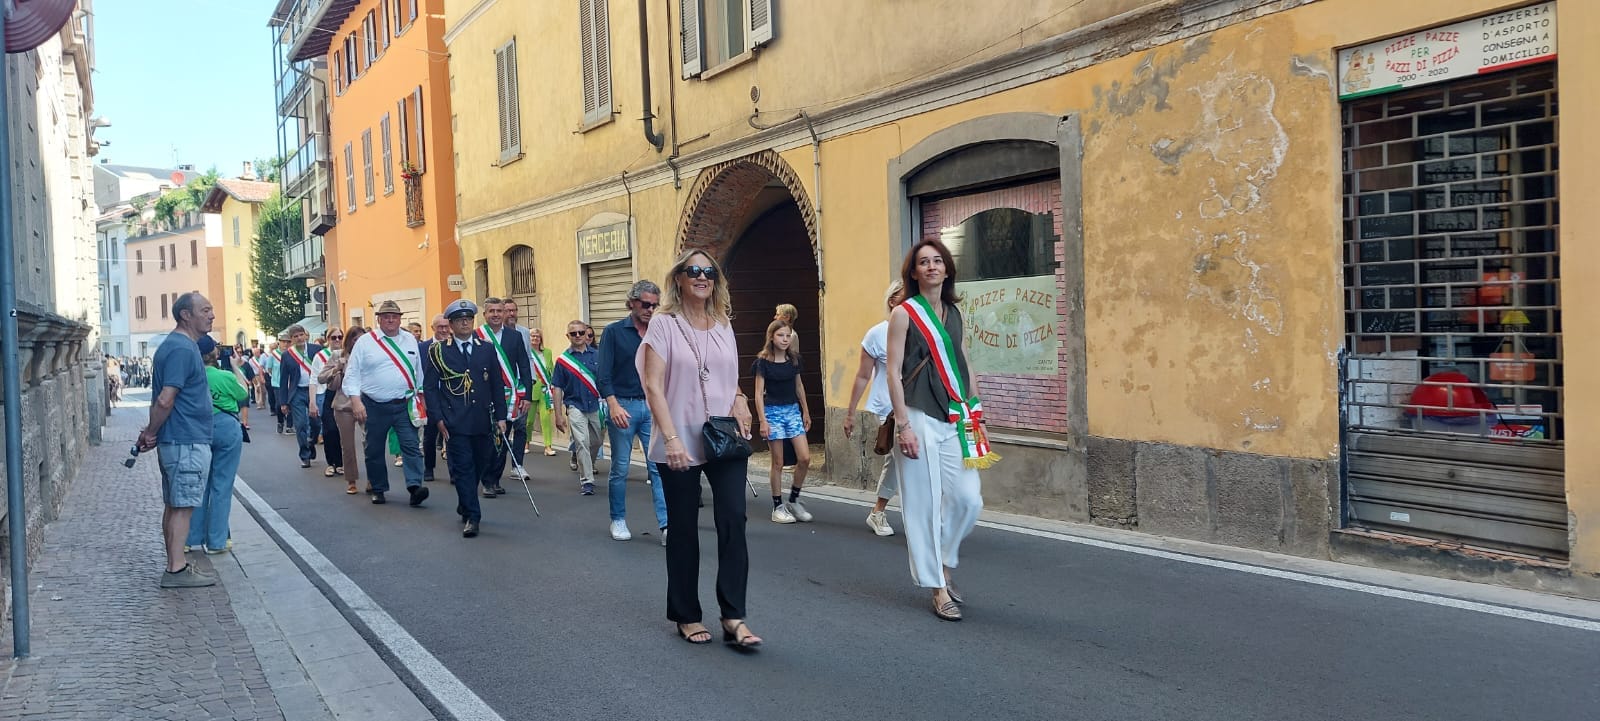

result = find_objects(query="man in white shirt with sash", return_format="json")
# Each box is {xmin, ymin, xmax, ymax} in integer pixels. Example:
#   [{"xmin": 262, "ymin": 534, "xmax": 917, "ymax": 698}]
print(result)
[
  {"xmin": 474, "ymin": 297, "xmax": 531, "ymax": 498},
  {"xmin": 343, "ymin": 300, "xmax": 430, "ymax": 507}
]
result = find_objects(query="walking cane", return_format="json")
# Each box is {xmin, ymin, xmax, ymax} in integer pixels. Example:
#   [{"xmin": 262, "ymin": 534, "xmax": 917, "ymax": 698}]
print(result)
[{"xmin": 498, "ymin": 423, "xmax": 542, "ymax": 517}]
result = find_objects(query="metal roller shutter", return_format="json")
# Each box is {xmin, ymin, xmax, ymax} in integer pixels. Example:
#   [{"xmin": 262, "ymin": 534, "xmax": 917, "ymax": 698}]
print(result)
[
  {"xmin": 1341, "ymin": 64, "xmax": 1565, "ymax": 559},
  {"xmin": 585, "ymin": 258, "xmax": 632, "ymax": 332}
]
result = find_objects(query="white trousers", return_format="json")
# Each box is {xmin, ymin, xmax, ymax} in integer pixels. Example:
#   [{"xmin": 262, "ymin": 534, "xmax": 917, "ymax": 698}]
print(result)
[
  {"xmin": 895, "ymin": 408, "xmax": 983, "ymax": 588},
  {"xmin": 566, "ymin": 407, "xmax": 603, "ymax": 483},
  {"xmin": 874, "ymin": 415, "xmax": 900, "ymax": 502}
]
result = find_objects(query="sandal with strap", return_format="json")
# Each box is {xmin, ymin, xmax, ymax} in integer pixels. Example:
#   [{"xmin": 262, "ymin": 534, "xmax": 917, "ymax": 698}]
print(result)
[
  {"xmin": 721, "ymin": 620, "xmax": 762, "ymax": 648},
  {"xmin": 676, "ymin": 623, "xmax": 712, "ymax": 645},
  {"xmin": 933, "ymin": 597, "xmax": 963, "ymax": 622}
]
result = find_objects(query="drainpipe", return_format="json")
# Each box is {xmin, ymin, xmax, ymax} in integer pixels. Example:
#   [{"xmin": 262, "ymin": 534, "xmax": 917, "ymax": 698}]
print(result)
[
  {"xmin": 799, "ymin": 111, "xmax": 824, "ymax": 294},
  {"xmin": 637, "ymin": 0, "xmax": 664, "ymax": 152},
  {"xmin": 0, "ymin": 12, "xmax": 32, "ymax": 659},
  {"xmin": 662, "ymin": 0, "xmax": 681, "ymax": 186}
]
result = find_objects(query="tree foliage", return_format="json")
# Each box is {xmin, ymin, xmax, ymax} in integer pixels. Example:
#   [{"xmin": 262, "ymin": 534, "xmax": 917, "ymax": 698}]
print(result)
[
  {"xmin": 152, "ymin": 168, "xmax": 219, "ymax": 229},
  {"xmin": 250, "ymin": 190, "xmax": 309, "ymax": 334},
  {"xmin": 253, "ymin": 155, "xmax": 286, "ymax": 183}
]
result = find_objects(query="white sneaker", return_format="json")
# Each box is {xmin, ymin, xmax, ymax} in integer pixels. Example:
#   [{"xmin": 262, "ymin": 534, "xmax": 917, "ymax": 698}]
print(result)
[
  {"xmin": 770, "ymin": 505, "xmax": 797, "ymax": 524},
  {"xmin": 393, "ymin": 457, "xmax": 403, "ymax": 467},
  {"xmin": 866, "ymin": 511, "xmax": 895, "ymax": 537},
  {"xmin": 610, "ymin": 519, "xmax": 632, "ymax": 541},
  {"xmin": 785, "ymin": 500, "xmax": 813, "ymax": 523}
]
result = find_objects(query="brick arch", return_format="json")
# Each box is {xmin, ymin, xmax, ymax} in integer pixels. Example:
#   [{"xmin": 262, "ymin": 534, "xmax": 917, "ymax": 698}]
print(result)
[{"xmin": 676, "ymin": 150, "xmax": 818, "ymax": 265}]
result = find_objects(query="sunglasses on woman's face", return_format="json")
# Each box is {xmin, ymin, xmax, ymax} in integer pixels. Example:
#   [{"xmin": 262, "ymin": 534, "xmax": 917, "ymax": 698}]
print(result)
[
  {"xmin": 329, "ymin": 334, "xmax": 344, "ymax": 340},
  {"xmin": 679, "ymin": 265, "xmax": 719, "ymax": 280}
]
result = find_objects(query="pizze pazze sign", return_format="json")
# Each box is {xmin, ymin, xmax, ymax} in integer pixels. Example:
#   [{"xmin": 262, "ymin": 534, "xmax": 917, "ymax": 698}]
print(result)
[
  {"xmin": 1338, "ymin": 2, "xmax": 1556, "ymax": 101},
  {"xmin": 956, "ymin": 275, "xmax": 1059, "ymax": 377}
]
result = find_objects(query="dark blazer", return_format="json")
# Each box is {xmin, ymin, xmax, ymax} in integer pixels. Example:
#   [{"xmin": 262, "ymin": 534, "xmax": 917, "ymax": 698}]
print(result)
[
  {"xmin": 484, "ymin": 325, "xmax": 533, "ymax": 417},
  {"xmin": 423, "ymin": 336, "xmax": 506, "ymax": 436},
  {"xmin": 277, "ymin": 343, "xmax": 324, "ymax": 400}
]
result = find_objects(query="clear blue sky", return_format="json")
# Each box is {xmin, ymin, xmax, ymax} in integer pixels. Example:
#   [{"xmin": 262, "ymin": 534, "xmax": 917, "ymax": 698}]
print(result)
[{"xmin": 93, "ymin": 0, "xmax": 280, "ymax": 174}]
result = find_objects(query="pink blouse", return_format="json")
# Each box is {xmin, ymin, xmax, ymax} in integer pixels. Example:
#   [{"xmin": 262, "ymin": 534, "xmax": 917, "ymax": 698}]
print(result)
[{"xmin": 636, "ymin": 312, "xmax": 740, "ymax": 466}]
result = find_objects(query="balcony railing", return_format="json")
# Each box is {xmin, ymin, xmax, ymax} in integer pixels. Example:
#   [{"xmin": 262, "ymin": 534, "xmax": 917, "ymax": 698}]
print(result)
[
  {"xmin": 283, "ymin": 133, "xmax": 328, "ymax": 199},
  {"xmin": 278, "ymin": 0, "xmax": 344, "ymax": 63},
  {"xmin": 404, "ymin": 174, "xmax": 424, "ymax": 228},
  {"xmin": 283, "ymin": 234, "xmax": 324, "ymax": 280},
  {"xmin": 275, "ymin": 62, "xmax": 312, "ymax": 117}
]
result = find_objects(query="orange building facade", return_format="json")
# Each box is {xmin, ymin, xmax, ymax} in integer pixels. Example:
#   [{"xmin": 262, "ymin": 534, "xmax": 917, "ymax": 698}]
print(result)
[{"xmin": 321, "ymin": 0, "xmax": 461, "ymax": 329}]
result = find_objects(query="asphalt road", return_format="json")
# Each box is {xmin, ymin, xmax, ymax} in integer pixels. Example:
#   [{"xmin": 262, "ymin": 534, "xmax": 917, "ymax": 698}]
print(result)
[{"xmin": 234, "ymin": 415, "xmax": 1600, "ymax": 721}]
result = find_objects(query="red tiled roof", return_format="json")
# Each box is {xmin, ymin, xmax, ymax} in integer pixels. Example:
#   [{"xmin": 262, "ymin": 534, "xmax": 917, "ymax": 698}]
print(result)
[{"xmin": 202, "ymin": 179, "xmax": 279, "ymax": 212}]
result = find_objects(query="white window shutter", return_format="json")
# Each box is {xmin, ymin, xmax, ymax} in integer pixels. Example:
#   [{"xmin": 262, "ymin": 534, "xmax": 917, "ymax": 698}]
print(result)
[
  {"xmin": 679, "ymin": 0, "xmax": 702, "ymax": 78},
  {"xmin": 592, "ymin": 0, "xmax": 611, "ymax": 118},
  {"xmin": 505, "ymin": 40, "xmax": 521, "ymax": 153},
  {"xmin": 749, "ymin": 0, "xmax": 774, "ymax": 46},
  {"xmin": 580, "ymin": 0, "xmax": 597, "ymax": 119},
  {"xmin": 495, "ymin": 44, "xmax": 510, "ymax": 152}
]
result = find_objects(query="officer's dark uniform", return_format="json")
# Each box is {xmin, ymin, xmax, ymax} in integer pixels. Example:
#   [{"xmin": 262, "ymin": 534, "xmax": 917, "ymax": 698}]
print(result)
[{"xmin": 423, "ymin": 304, "xmax": 506, "ymax": 537}]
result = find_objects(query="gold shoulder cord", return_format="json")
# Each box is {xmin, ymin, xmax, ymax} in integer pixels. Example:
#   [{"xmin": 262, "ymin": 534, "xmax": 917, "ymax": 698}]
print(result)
[{"xmin": 430, "ymin": 341, "xmax": 473, "ymax": 397}]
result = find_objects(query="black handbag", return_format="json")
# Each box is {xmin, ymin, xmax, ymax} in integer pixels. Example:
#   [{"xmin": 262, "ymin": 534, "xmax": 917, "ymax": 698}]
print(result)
[{"xmin": 671, "ymin": 315, "xmax": 753, "ymax": 462}]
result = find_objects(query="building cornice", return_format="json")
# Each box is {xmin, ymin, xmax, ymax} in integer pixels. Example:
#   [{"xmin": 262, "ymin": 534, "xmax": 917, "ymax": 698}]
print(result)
[
  {"xmin": 443, "ymin": 0, "xmax": 497, "ymax": 46},
  {"xmin": 456, "ymin": 0, "xmax": 1316, "ymax": 239}
]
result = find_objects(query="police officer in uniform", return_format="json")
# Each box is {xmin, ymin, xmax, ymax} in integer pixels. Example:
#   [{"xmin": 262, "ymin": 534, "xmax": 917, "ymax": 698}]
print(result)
[{"xmin": 423, "ymin": 300, "xmax": 507, "ymax": 538}]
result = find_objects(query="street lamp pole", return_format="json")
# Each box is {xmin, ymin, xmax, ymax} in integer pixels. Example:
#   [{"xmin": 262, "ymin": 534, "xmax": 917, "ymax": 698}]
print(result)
[{"xmin": 0, "ymin": 6, "xmax": 33, "ymax": 659}]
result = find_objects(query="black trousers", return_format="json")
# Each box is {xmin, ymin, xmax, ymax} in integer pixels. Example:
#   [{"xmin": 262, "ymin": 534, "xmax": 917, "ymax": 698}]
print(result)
[
  {"xmin": 484, "ymin": 414, "xmax": 528, "ymax": 487},
  {"xmin": 660, "ymin": 457, "xmax": 749, "ymax": 623},
  {"xmin": 320, "ymin": 392, "xmax": 342, "ymax": 467},
  {"xmin": 423, "ymin": 417, "xmax": 441, "ymax": 476},
  {"xmin": 447, "ymin": 432, "xmax": 495, "ymax": 523}
]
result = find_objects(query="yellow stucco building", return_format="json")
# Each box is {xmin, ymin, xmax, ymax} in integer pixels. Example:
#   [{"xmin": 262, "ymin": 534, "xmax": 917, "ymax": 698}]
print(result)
[
  {"xmin": 444, "ymin": 0, "xmax": 1597, "ymax": 594},
  {"xmin": 202, "ymin": 176, "xmax": 278, "ymax": 346}
]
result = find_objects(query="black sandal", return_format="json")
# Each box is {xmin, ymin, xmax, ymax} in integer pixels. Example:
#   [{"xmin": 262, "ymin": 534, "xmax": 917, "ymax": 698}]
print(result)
[
  {"xmin": 721, "ymin": 620, "xmax": 762, "ymax": 648},
  {"xmin": 676, "ymin": 623, "xmax": 712, "ymax": 645}
]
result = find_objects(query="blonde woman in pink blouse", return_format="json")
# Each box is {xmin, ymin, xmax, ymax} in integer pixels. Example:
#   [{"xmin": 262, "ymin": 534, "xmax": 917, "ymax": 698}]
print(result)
[{"xmin": 639, "ymin": 249, "xmax": 762, "ymax": 649}]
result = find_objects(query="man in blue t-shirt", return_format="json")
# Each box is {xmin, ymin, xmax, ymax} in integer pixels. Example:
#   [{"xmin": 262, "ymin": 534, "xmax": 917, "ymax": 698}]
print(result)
[{"xmin": 137, "ymin": 291, "xmax": 219, "ymax": 589}]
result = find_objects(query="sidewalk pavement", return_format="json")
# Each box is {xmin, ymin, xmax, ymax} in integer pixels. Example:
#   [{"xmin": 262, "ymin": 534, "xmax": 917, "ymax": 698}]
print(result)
[{"xmin": 0, "ymin": 391, "xmax": 435, "ymax": 721}]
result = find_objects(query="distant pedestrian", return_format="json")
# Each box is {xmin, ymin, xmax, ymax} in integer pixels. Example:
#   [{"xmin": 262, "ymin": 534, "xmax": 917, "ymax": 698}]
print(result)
[
  {"xmin": 137, "ymin": 291, "xmax": 218, "ymax": 589},
  {"xmin": 261, "ymin": 339, "xmax": 284, "ymax": 431},
  {"xmin": 640, "ymin": 250, "xmax": 761, "ymax": 648},
  {"xmin": 278, "ymin": 325, "xmax": 324, "ymax": 469},
  {"xmin": 408, "ymin": 321, "xmax": 425, "ymax": 342},
  {"xmin": 597, "ymin": 280, "xmax": 668, "ymax": 543},
  {"xmin": 423, "ymin": 300, "xmax": 507, "ymax": 538},
  {"xmin": 843, "ymin": 281, "xmax": 906, "ymax": 537},
  {"xmin": 342, "ymin": 300, "xmax": 429, "ymax": 506},
  {"xmin": 186, "ymin": 335, "xmax": 248, "ymax": 555},
  {"xmin": 753, "ymin": 320, "xmax": 813, "ymax": 525},
  {"xmin": 552, "ymin": 320, "xmax": 602, "ymax": 495},
  {"xmin": 526, "ymin": 328, "xmax": 558, "ymax": 456},
  {"xmin": 326, "ymin": 327, "xmax": 368, "ymax": 495},
  {"xmin": 887, "ymin": 239, "xmax": 996, "ymax": 622}
]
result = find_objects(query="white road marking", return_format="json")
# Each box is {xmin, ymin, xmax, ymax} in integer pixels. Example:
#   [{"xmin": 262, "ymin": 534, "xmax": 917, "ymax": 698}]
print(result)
[
  {"xmin": 810, "ymin": 491, "xmax": 1600, "ymax": 633},
  {"xmin": 234, "ymin": 479, "xmax": 507, "ymax": 721}
]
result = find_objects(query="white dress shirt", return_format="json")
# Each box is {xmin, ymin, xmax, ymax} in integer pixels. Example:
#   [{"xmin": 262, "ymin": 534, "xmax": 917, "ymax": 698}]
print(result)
[{"xmin": 342, "ymin": 329, "xmax": 422, "ymax": 402}]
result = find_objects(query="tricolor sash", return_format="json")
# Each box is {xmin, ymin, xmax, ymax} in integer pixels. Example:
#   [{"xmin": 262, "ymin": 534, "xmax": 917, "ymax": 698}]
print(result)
[
  {"xmin": 248, "ymin": 357, "xmax": 263, "ymax": 374},
  {"xmin": 373, "ymin": 333, "xmax": 427, "ymax": 426},
  {"xmin": 529, "ymin": 349, "xmax": 555, "ymax": 409},
  {"xmin": 555, "ymin": 350, "xmax": 607, "ymax": 425},
  {"xmin": 901, "ymin": 295, "xmax": 999, "ymax": 469},
  {"xmin": 287, "ymin": 346, "xmax": 313, "ymax": 373},
  {"xmin": 475, "ymin": 325, "xmax": 526, "ymax": 416},
  {"xmin": 315, "ymin": 348, "xmax": 333, "ymax": 364}
]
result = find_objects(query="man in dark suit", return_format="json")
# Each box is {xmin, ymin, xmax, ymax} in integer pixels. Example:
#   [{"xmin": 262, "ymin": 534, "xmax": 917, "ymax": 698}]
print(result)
[
  {"xmin": 475, "ymin": 297, "xmax": 532, "ymax": 497},
  {"xmin": 278, "ymin": 324, "xmax": 324, "ymax": 468},
  {"xmin": 425, "ymin": 300, "xmax": 507, "ymax": 538},
  {"xmin": 419, "ymin": 314, "xmax": 450, "ymax": 482}
]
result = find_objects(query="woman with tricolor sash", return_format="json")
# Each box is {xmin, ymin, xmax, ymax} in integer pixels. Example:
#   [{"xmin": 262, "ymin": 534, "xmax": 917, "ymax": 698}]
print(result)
[
  {"xmin": 886, "ymin": 238, "xmax": 995, "ymax": 623},
  {"xmin": 526, "ymin": 328, "xmax": 558, "ymax": 456}
]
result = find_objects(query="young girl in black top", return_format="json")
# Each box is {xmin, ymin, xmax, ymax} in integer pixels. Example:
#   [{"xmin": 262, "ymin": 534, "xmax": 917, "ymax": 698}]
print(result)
[{"xmin": 752, "ymin": 320, "xmax": 812, "ymax": 524}]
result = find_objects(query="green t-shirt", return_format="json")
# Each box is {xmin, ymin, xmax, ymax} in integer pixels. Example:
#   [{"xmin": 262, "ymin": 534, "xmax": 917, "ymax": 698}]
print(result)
[{"xmin": 206, "ymin": 365, "xmax": 248, "ymax": 414}]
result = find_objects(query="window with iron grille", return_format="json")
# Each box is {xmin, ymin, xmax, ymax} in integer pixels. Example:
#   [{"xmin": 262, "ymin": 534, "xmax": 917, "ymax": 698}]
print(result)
[
  {"xmin": 1342, "ymin": 65, "xmax": 1561, "ymax": 443},
  {"xmin": 507, "ymin": 246, "xmax": 536, "ymax": 294}
]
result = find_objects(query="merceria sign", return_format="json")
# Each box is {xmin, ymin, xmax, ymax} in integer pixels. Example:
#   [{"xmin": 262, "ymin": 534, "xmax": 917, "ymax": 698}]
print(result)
[{"xmin": 1338, "ymin": 1, "xmax": 1556, "ymax": 100}]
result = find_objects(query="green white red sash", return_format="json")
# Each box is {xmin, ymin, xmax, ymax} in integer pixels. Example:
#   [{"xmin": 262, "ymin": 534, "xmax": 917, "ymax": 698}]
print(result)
[
  {"xmin": 287, "ymin": 346, "xmax": 313, "ymax": 373},
  {"xmin": 901, "ymin": 295, "xmax": 998, "ymax": 469},
  {"xmin": 529, "ymin": 348, "xmax": 554, "ymax": 409},
  {"xmin": 315, "ymin": 348, "xmax": 333, "ymax": 364},
  {"xmin": 373, "ymin": 333, "xmax": 427, "ymax": 426},
  {"xmin": 556, "ymin": 350, "xmax": 607, "ymax": 425},
  {"xmin": 475, "ymin": 325, "xmax": 525, "ymax": 416}
]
